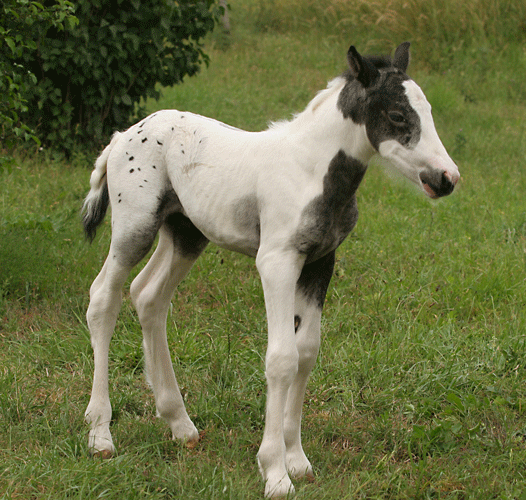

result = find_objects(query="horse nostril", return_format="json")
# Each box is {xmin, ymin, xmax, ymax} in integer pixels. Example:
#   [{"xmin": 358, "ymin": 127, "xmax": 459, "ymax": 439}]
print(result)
[
  {"xmin": 420, "ymin": 171, "xmax": 455, "ymax": 198},
  {"xmin": 443, "ymin": 170, "xmax": 459, "ymax": 186},
  {"xmin": 440, "ymin": 171, "xmax": 455, "ymax": 195}
]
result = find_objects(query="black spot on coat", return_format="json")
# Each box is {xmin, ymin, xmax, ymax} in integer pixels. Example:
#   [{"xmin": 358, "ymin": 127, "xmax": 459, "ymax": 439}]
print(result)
[{"xmin": 294, "ymin": 315, "xmax": 301, "ymax": 333}]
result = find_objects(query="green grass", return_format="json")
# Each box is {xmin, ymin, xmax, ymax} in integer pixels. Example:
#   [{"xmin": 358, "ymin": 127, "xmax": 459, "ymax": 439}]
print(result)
[{"xmin": 1, "ymin": 1, "xmax": 526, "ymax": 498}]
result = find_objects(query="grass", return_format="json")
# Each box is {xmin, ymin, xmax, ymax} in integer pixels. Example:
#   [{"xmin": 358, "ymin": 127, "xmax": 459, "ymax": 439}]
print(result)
[{"xmin": 1, "ymin": 0, "xmax": 526, "ymax": 498}]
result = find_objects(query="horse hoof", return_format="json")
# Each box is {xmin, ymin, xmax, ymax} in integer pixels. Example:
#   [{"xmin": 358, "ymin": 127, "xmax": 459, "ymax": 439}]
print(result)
[
  {"xmin": 92, "ymin": 449, "xmax": 113, "ymax": 459},
  {"xmin": 185, "ymin": 438, "xmax": 199, "ymax": 449},
  {"xmin": 305, "ymin": 471, "xmax": 316, "ymax": 483},
  {"xmin": 185, "ymin": 430, "xmax": 204, "ymax": 449}
]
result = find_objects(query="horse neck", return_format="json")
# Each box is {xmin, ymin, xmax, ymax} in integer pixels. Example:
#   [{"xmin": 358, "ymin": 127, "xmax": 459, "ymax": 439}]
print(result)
[{"xmin": 285, "ymin": 77, "xmax": 375, "ymax": 168}]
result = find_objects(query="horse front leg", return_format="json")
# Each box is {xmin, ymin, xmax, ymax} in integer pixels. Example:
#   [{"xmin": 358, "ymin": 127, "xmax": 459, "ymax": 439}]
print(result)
[
  {"xmin": 284, "ymin": 251, "xmax": 335, "ymax": 481},
  {"xmin": 283, "ymin": 302, "xmax": 321, "ymax": 481},
  {"xmin": 256, "ymin": 248, "xmax": 305, "ymax": 498}
]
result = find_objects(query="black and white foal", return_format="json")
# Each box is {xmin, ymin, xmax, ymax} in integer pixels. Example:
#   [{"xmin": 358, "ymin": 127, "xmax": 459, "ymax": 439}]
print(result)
[{"xmin": 82, "ymin": 43, "xmax": 459, "ymax": 497}]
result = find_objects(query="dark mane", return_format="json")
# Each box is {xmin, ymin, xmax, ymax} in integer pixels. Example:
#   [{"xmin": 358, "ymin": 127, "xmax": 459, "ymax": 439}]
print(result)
[
  {"xmin": 364, "ymin": 54, "xmax": 394, "ymax": 69},
  {"xmin": 342, "ymin": 53, "xmax": 396, "ymax": 81}
]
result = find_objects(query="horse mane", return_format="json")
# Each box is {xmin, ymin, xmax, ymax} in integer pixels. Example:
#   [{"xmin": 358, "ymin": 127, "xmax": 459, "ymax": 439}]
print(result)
[
  {"xmin": 341, "ymin": 53, "xmax": 395, "ymax": 81},
  {"xmin": 269, "ymin": 53, "xmax": 394, "ymax": 131},
  {"xmin": 364, "ymin": 54, "xmax": 394, "ymax": 69},
  {"xmin": 268, "ymin": 77, "xmax": 346, "ymax": 131}
]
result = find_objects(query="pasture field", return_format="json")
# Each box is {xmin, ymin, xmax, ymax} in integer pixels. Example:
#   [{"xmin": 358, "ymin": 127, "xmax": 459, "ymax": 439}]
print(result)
[{"xmin": 1, "ymin": 0, "xmax": 526, "ymax": 498}]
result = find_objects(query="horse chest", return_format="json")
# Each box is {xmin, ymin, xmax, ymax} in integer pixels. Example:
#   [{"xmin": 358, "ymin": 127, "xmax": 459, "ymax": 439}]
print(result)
[
  {"xmin": 295, "ymin": 194, "xmax": 359, "ymax": 262},
  {"xmin": 294, "ymin": 150, "xmax": 367, "ymax": 262}
]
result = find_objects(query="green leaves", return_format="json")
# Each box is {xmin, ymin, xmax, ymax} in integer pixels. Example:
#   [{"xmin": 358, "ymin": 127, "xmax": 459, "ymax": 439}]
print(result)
[
  {"xmin": 2, "ymin": 0, "xmax": 221, "ymax": 152},
  {"xmin": 0, "ymin": 0, "xmax": 77, "ymax": 147}
]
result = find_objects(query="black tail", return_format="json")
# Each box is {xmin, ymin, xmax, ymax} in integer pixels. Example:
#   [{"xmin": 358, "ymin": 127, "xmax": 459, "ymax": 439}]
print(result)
[
  {"xmin": 81, "ymin": 132, "xmax": 120, "ymax": 241},
  {"xmin": 82, "ymin": 179, "xmax": 109, "ymax": 242}
]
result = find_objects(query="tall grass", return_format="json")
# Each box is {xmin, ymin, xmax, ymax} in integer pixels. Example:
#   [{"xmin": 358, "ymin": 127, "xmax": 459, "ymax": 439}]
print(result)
[{"xmin": 241, "ymin": 0, "xmax": 526, "ymax": 66}]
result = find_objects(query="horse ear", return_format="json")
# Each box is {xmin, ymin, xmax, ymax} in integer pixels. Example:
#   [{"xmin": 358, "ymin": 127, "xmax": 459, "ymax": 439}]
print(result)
[
  {"xmin": 393, "ymin": 42, "xmax": 411, "ymax": 72},
  {"xmin": 347, "ymin": 45, "xmax": 379, "ymax": 88}
]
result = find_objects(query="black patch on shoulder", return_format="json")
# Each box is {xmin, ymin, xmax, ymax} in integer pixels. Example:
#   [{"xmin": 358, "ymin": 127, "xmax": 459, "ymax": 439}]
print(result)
[
  {"xmin": 165, "ymin": 213, "xmax": 209, "ymax": 258},
  {"xmin": 337, "ymin": 58, "xmax": 421, "ymax": 150},
  {"xmin": 295, "ymin": 150, "xmax": 366, "ymax": 261},
  {"xmin": 297, "ymin": 251, "xmax": 336, "ymax": 309}
]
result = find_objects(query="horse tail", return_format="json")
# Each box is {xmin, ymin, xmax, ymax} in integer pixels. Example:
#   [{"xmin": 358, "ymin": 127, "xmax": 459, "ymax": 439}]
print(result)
[{"xmin": 82, "ymin": 132, "xmax": 121, "ymax": 241}]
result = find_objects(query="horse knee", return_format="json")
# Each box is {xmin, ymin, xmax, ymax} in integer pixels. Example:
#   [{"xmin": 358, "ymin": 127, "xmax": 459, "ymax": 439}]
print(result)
[
  {"xmin": 265, "ymin": 348, "xmax": 299, "ymax": 385},
  {"xmin": 298, "ymin": 334, "xmax": 320, "ymax": 367}
]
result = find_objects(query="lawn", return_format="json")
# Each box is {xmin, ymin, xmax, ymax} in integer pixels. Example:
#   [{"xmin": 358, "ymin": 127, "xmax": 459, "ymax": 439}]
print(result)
[{"xmin": 1, "ymin": 1, "xmax": 525, "ymax": 498}]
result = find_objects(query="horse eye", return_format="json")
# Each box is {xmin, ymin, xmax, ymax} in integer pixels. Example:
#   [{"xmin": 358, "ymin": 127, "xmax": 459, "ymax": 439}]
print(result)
[{"xmin": 388, "ymin": 111, "xmax": 406, "ymax": 125}]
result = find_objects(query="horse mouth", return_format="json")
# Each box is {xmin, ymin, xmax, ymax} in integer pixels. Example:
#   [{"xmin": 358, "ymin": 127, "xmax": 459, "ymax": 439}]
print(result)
[
  {"xmin": 420, "ymin": 171, "xmax": 456, "ymax": 198},
  {"xmin": 421, "ymin": 182, "xmax": 440, "ymax": 199}
]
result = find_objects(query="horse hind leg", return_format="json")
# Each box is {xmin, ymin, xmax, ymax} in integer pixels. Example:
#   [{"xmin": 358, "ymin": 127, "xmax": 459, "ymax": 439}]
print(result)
[
  {"xmin": 85, "ymin": 216, "xmax": 159, "ymax": 456},
  {"xmin": 130, "ymin": 213, "xmax": 208, "ymax": 446}
]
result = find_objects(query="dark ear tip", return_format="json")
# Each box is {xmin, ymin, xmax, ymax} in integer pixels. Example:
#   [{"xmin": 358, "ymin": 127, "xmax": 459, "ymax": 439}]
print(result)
[{"xmin": 395, "ymin": 41, "xmax": 411, "ymax": 55}]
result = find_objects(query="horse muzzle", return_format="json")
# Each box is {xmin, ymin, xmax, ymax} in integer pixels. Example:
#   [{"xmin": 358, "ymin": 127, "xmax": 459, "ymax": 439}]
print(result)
[{"xmin": 419, "ymin": 169, "xmax": 459, "ymax": 199}]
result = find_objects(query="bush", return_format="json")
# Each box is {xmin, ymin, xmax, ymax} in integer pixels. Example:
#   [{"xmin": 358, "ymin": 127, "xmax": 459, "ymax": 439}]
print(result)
[
  {"xmin": 0, "ymin": 0, "xmax": 77, "ymax": 148},
  {"xmin": 12, "ymin": 0, "xmax": 221, "ymax": 152}
]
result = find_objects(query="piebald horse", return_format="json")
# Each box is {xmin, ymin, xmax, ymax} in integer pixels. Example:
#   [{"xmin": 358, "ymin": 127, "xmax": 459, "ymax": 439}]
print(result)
[{"xmin": 82, "ymin": 43, "xmax": 459, "ymax": 497}]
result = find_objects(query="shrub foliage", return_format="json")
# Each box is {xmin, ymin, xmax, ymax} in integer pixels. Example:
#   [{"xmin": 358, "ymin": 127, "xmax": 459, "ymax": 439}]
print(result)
[
  {"xmin": 6, "ymin": 0, "xmax": 220, "ymax": 151},
  {"xmin": 0, "ymin": 0, "xmax": 77, "ymax": 147}
]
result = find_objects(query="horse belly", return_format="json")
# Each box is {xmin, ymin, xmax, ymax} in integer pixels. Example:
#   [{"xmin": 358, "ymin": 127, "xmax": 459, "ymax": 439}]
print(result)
[{"xmin": 171, "ymin": 165, "xmax": 260, "ymax": 257}]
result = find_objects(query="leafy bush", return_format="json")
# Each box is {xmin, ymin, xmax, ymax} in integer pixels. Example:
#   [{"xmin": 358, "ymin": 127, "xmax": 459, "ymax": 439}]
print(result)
[
  {"xmin": 10, "ymin": 0, "xmax": 220, "ymax": 152},
  {"xmin": 0, "ymin": 0, "xmax": 77, "ymax": 147}
]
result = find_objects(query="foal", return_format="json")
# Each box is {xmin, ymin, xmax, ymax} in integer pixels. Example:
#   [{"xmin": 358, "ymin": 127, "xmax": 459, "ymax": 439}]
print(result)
[{"xmin": 82, "ymin": 42, "xmax": 459, "ymax": 497}]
